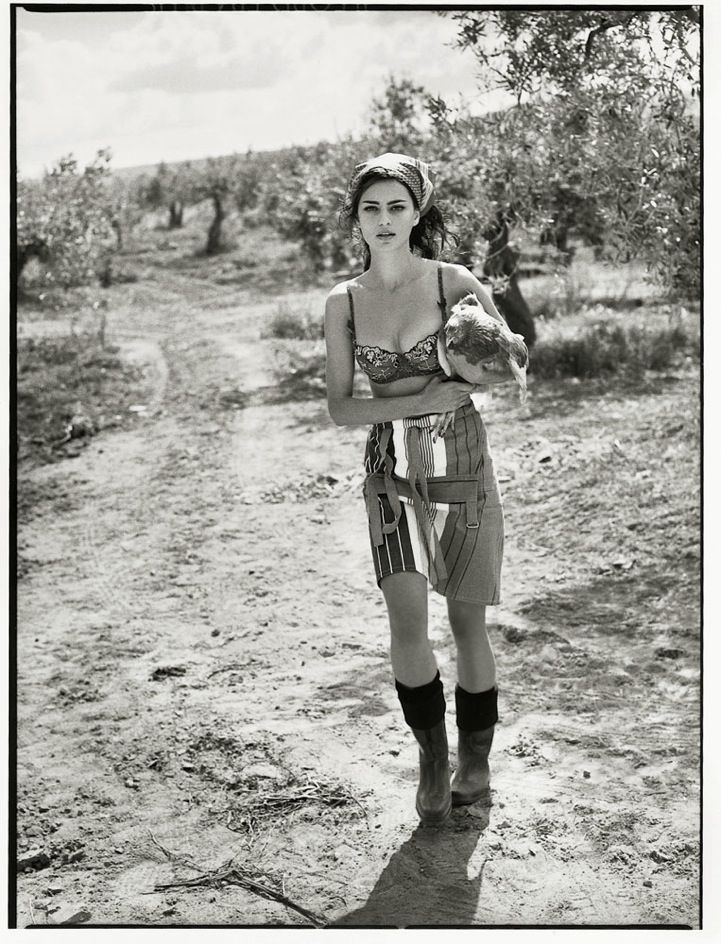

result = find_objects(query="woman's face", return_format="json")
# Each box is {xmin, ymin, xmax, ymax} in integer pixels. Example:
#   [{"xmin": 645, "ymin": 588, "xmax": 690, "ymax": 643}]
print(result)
[{"xmin": 355, "ymin": 178, "xmax": 420, "ymax": 254}]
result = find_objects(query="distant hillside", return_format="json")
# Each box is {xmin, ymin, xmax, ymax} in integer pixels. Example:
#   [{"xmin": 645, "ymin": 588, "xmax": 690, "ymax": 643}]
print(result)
[{"xmin": 111, "ymin": 140, "xmax": 347, "ymax": 182}]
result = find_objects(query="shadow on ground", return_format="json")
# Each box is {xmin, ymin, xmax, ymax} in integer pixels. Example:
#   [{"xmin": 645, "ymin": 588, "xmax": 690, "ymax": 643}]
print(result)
[{"xmin": 329, "ymin": 805, "xmax": 490, "ymax": 928}]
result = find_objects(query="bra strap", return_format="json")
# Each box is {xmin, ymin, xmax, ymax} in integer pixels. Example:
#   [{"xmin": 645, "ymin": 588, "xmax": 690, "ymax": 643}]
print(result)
[
  {"xmin": 437, "ymin": 263, "xmax": 448, "ymax": 323},
  {"xmin": 346, "ymin": 285, "xmax": 356, "ymax": 339}
]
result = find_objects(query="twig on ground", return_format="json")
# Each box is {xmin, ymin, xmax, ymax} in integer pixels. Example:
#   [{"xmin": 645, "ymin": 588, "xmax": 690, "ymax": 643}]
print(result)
[
  {"xmin": 207, "ymin": 663, "xmax": 247, "ymax": 679},
  {"xmin": 147, "ymin": 829, "xmax": 204, "ymax": 872},
  {"xmin": 153, "ymin": 863, "xmax": 326, "ymax": 927},
  {"xmin": 148, "ymin": 829, "xmax": 173, "ymax": 860},
  {"xmin": 349, "ymin": 795, "xmax": 370, "ymax": 828}
]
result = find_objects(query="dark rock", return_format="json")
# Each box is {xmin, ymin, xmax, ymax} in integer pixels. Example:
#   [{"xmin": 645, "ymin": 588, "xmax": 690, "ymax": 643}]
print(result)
[
  {"xmin": 655, "ymin": 647, "xmax": 684, "ymax": 660},
  {"xmin": 58, "ymin": 909, "xmax": 92, "ymax": 925},
  {"xmin": 17, "ymin": 849, "xmax": 50, "ymax": 871},
  {"xmin": 151, "ymin": 665, "xmax": 186, "ymax": 680},
  {"xmin": 502, "ymin": 625, "xmax": 528, "ymax": 644}
]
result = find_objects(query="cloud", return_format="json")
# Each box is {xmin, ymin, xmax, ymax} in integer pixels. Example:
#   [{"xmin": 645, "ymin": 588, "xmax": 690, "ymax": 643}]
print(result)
[
  {"xmin": 15, "ymin": 9, "xmax": 495, "ymax": 176},
  {"xmin": 109, "ymin": 50, "xmax": 286, "ymax": 94}
]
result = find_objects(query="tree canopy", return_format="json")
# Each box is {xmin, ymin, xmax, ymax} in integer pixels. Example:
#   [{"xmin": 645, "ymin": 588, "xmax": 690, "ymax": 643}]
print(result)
[
  {"xmin": 445, "ymin": 8, "xmax": 699, "ymax": 104},
  {"xmin": 17, "ymin": 149, "xmax": 116, "ymax": 289},
  {"xmin": 433, "ymin": 7, "xmax": 700, "ymax": 296}
]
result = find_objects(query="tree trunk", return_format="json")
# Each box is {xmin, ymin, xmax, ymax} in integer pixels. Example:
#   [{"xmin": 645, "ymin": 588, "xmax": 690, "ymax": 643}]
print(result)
[
  {"xmin": 482, "ymin": 213, "xmax": 536, "ymax": 347},
  {"xmin": 539, "ymin": 221, "xmax": 570, "ymax": 255},
  {"xmin": 111, "ymin": 219, "xmax": 123, "ymax": 251},
  {"xmin": 168, "ymin": 200, "xmax": 184, "ymax": 229},
  {"xmin": 205, "ymin": 193, "xmax": 225, "ymax": 255},
  {"xmin": 99, "ymin": 257, "xmax": 113, "ymax": 288}
]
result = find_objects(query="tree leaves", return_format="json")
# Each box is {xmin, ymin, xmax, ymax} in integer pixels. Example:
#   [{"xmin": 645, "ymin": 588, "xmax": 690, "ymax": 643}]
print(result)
[{"xmin": 17, "ymin": 149, "xmax": 116, "ymax": 289}]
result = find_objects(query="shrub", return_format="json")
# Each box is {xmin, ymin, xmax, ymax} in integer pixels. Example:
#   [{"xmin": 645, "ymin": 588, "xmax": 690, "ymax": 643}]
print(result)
[
  {"xmin": 530, "ymin": 309, "xmax": 699, "ymax": 379},
  {"xmin": 17, "ymin": 150, "xmax": 117, "ymax": 290},
  {"xmin": 16, "ymin": 328, "xmax": 146, "ymax": 466},
  {"xmin": 262, "ymin": 302, "xmax": 324, "ymax": 341}
]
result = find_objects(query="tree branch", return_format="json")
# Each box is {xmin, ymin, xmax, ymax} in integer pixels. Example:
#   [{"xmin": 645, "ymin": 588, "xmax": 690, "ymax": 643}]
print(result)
[{"xmin": 584, "ymin": 13, "xmax": 637, "ymax": 61}]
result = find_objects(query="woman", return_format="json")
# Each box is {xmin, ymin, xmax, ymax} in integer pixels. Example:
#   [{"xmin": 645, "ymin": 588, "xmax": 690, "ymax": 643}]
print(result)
[{"xmin": 324, "ymin": 152, "xmax": 515, "ymax": 824}]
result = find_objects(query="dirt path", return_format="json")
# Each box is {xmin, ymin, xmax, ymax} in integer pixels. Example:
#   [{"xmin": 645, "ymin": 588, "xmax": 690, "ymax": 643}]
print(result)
[{"xmin": 15, "ymin": 280, "xmax": 699, "ymax": 928}]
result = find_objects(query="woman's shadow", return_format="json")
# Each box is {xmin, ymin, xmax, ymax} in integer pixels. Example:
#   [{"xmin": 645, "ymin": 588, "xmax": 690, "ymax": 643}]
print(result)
[{"xmin": 329, "ymin": 802, "xmax": 492, "ymax": 928}]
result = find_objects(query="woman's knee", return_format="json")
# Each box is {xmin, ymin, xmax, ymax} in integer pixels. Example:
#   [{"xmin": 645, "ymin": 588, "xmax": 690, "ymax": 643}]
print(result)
[
  {"xmin": 381, "ymin": 571, "xmax": 427, "ymax": 615},
  {"xmin": 447, "ymin": 600, "xmax": 487, "ymax": 642}
]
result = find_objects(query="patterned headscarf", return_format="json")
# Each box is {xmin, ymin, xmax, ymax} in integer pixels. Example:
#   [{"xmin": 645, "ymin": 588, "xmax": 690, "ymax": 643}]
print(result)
[{"xmin": 347, "ymin": 152, "xmax": 435, "ymax": 217}]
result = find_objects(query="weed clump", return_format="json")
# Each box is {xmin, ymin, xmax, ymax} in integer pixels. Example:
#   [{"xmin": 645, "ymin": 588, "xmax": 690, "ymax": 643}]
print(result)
[
  {"xmin": 17, "ymin": 331, "xmax": 146, "ymax": 466},
  {"xmin": 263, "ymin": 302, "xmax": 324, "ymax": 341},
  {"xmin": 531, "ymin": 310, "xmax": 698, "ymax": 380}
]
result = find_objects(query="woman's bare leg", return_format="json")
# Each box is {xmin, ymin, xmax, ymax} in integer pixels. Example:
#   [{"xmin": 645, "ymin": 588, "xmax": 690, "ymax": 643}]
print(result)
[
  {"xmin": 446, "ymin": 599, "xmax": 498, "ymax": 805},
  {"xmin": 382, "ymin": 571, "xmax": 451, "ymax": 822},
  {"xmin": 446, "ymin": 599, "xmax": 496, "ymax": 693},
  {"xmin": 380, "ymin": 571, "xmax": 436, "ymax": 687}
]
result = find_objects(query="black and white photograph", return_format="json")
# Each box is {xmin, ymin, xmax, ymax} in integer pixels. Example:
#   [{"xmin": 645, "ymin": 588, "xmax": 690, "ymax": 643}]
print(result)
[{"xmin": 11, "ymin": 2, "xmax": 703, "ymax": 930}]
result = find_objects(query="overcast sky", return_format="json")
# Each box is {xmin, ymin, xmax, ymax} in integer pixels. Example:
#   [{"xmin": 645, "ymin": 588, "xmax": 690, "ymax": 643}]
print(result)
[{"xmin": 16, "ymin": 8, "xmax": 509, "ymax": 177}]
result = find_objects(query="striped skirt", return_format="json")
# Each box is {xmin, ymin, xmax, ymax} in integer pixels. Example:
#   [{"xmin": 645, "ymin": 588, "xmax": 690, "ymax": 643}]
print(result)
[{"xmin": 362, "ymin": 402, "xmax": 504, "ymax": 604}]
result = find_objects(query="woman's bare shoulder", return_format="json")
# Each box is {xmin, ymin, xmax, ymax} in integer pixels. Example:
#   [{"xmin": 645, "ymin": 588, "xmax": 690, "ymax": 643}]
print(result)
[
  {"xmin": 326, "ymin": 273, "xmax": 367, "ymax": 296},
  {"xmin": 440, "ymin": 261, "xmax": 485, "ymax": 294},
  {"xmin": 325, "ymin": 275, "xmax": 364, "ymax": 311}
]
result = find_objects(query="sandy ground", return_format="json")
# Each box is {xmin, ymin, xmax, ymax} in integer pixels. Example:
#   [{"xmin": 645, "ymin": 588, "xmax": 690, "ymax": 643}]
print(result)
[{"xmin": 15, "ymin": 274, "xmax": 700, "ymax": 928}]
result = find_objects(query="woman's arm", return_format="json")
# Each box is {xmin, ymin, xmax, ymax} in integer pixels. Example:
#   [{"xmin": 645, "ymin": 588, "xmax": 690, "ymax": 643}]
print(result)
[
  {"xmin": 445, "ymin": 263, "xmax": 508, "ymax": 326},
  {"xmin": 324, "ymin": 286, "xmax": 478, "ymax": 426},
  {"xmin": 444, "ymin": 264, "xmax": 518, "ymax": 385}
]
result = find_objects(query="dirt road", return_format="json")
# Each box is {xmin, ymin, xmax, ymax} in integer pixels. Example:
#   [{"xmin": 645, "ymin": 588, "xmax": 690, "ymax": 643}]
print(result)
[{"xmin": 15, "ymin": 274, "xmax": 700, "ymax": 927}]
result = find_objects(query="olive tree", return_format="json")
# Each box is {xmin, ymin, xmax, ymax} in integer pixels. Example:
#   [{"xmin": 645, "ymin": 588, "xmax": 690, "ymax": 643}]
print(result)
[
  {"xmin": 441, "ymin": 8, "xmax": 700, "ymax": 297},
  {"xmin": 16, "ymin": 149, "xmax": 116, "ymax": 289},
  {"xmin": 144, "ymin": 160, "xmax": 194, "ymax": 229}
]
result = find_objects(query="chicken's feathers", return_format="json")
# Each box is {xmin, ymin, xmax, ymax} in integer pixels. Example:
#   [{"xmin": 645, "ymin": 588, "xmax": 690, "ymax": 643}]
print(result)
[{"xmin": 442, "ymin": 293, "xmax": 529, "ymax": 402}]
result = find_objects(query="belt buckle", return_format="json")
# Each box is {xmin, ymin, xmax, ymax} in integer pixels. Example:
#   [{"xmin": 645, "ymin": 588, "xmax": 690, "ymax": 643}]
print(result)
[{"xmin": 466, "ymin": 522, "xmax": 479, "ymax": 530}]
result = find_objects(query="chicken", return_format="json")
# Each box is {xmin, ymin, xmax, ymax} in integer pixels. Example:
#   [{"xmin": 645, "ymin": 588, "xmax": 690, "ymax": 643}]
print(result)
[{"xmin": 434, "ymin": 292, "xmax": 529, "ymax": 439}]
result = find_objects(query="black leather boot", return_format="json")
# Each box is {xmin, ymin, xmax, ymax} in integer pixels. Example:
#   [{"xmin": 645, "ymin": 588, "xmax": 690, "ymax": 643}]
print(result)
[
  {"xmin": 411, "ymin": 720, "xmax": 452, "ymax": 824},
  {"xmin": 451, "ymin": 684, "xmax": 498, "ymax": 806},
  {"xmin": 395, "ymin": 671, "xmax": 452, "ymax": 824}
]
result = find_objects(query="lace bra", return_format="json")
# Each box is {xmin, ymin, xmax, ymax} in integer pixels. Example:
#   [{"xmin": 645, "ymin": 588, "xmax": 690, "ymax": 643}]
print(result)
[{"xmin": 347, "ymin": 264, "xmax": 448, "ymax": 385}]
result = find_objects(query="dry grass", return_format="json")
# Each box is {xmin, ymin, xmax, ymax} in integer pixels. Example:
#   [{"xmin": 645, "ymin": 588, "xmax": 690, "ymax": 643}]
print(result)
[
  {"xmin": 137, "ymin": 831, "xmax": 327, "ymax": 926},
  {"xmin": 262, "ymin": 301, "xmax": 324, "ymax": 340},
  {"xmin": 153, "ymin": 857, "xmax": 327, "ymax": 927},
  {"xmin": 519, "ymin": 245, "xmax": 663, "ymax": 320},
  {"xmin": 16, "ymin": 330, "xmax": 148, "ymax": 467},
  {"xmin": 530, "ymin": 304, "xmax": 699, "ymax": 379}
]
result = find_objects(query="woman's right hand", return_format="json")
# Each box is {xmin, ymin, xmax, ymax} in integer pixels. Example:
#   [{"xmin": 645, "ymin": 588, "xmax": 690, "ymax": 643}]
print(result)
[{"xmin": 417, "ymin": 375, "xmax": 478, "ymax": 413}]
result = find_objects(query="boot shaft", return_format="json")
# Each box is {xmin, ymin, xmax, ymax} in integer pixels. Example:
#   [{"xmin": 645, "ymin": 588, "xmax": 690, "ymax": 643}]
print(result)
[{"xmin": 395, "ymin": 670, "xmax": 446, "ymax": 730}]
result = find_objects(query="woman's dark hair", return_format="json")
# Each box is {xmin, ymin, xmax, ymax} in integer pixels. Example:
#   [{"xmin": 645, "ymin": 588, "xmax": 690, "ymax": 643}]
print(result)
[{"xmin": 339, "ymin": 168, "xmax": 457, "ymax": 271}]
